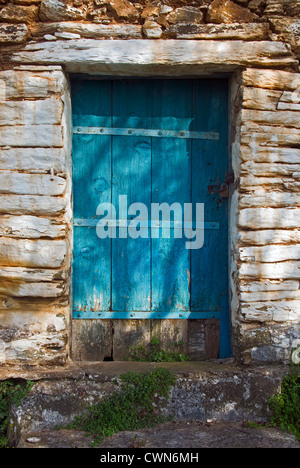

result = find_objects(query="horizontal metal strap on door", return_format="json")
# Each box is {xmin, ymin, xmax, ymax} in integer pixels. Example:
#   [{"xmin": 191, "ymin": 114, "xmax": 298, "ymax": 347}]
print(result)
[
  {"xmin": 73, "ymin": 218, "xmax": 219, "ymax": 230},
  {"xmin": 73, "ymin": 126, "xmax": 219, "ymax": 141},
  {"xmin": 73, "ymin": 310, "xmax": 221, "ymax": 320}
]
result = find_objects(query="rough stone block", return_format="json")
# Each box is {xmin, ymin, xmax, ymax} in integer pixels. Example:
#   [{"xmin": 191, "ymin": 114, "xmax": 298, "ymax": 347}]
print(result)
[
  {"xmin": 241, "ymin": 301, "xmax": 300, "ymax": 322},
  {"xmin": 0, "ymin": 147, "xmax": 66, "ymax": 173},
  {"xmin": 0, "ymin": 23, "xmax": 28, "ymax": 43},
  {"xmin": 31, "ymin": 22, "xmax": 143, "ymax": 39},
  {"xmin": 207, "ymin": 0, "xmax": 258, "ymax": 24},
  {"xmin": 238, "ymin": 208, "xmax": 300, "ymax": 230},
  {"xmin": 243, "ymin": 87, "xmax": 282, "ymax": 111},
  {"xmin": 242, "ymin": 109, "xmax": 300, "ymax": 129},
  {"xmin": 239, "ymin": 229, "xmax": 300, "ymax": 246},
  {"xmin": 0, "ymin": 98, "xmax": 63, "ymax": 126},
  {"xmin": 0, "ymin": 125, "xmax": 63, "ymax": 148},
  {"xmin": 107, "ymin": 0, "xmax": 139, "ymax": 20},
  {"xmin": 0, "ymin": 69, "xmax": 67, "ymax": 99},
  {"xmin": 243, "ymin": 68, "xmax": 300, "ymax": 91},
  {"xmin": 0, "ymin": 173, "xmax": 66, "ymax": 196},
  {"xmin": 165, "ymin": 23, "xmax": 269, "ymax": 41},
  {"xmin": 39, "ymin": 0, "xmax": 86, "ymax": 22},
  {"xmin": 0, "ymin": 195, "xmax": 67, "ymax": 216},
  {"xmin": 142, "ymin": 20, "xmax": 162, "ymax": 39},
  {"xmin": 0, "ymin": 310, "xmax": 68, "ymax": 366},
  {"xmin": 239, "ymin": 191, "xmax": 300, "ymax": 208},
  {"xmin": 0, "ymin": 215, "xmax": 67, "ymax": 239},
  {"xmin": 166, "ymin": 7, "xmax": 204, "ymax": 25},
  {"xmin": 239, "ymin": 245, "xmax": 300, "ymax": 263},
  {"xmin": 0, "ymin": 280, "xmax": 65, "ymax": 298},
  {"xmin": 0, "ymin": 4, "xmax": 38, "ymax": 24},
  {"xmin": 239, "ymin": 261, "xmax": 300, "ymax": 280},
  {"xmin": 0, "ymin": 238, "xmax": 67, "ymax": 268}
]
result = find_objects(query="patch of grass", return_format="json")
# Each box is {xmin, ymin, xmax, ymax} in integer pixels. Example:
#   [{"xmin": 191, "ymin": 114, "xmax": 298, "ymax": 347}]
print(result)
[
  {"xmin": 128, "ymin": 336, "xmax": 191, "ymax": 362},
  {"xmin": 0, "ymin": 380, "xmax": 33, "ymax": 448},
  {"xmin": 268, "ymin": 367, "xmax": 300, "ymax": 441},
  {"xmin": 65, "ymin": 368, "xmax": 177, "ymax": 446}
]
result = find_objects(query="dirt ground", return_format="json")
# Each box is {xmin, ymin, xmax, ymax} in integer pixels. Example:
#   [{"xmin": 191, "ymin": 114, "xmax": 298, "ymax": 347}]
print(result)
[{"xmin": 18, "ymin": 420, "xmax": 300, "ymax": 449}]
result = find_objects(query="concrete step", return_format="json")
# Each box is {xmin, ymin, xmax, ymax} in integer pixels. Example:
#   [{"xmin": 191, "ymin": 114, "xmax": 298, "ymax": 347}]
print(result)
[{"xmin": 2, "ymin": 360, "xmax": 289, "ymax": 447}]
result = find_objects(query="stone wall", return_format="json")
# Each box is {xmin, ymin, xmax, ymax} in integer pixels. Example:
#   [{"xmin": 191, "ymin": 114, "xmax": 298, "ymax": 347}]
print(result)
[
  {"xmin": 0, "ymin": 0, "xmax": 299, "ymax": 47},
  {"xmin": 0, "ymin": 0, "xmax": 299, "ymax": 366},
  {"xmin": 0, "ymin": 65, "xmax": 71, "ymax": 366}
]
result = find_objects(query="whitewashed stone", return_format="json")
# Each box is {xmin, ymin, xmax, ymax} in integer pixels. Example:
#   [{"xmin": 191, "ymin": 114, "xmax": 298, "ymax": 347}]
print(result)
[
  {"xmin": 240, "ymin": 175, "xmax": 292, "ymax": 186},
  {"xmin": 278, "ymin": 102, "xmax": 300, "ymax": 111},
  {"xmin": 0, "ymin": 239, "xmax": 67, "ymax": 268},
  {"xmin": 0, "ymin": 69, "xmax": 67, "ymax": 100},
  {"xmin": 239, "ymin": 191, "xmax": 300, "ymax": 208},
  {"xmin": 242, "ymin": 109, "xmax": 300, "ymax": 129},
  {"xmin": 280, "ymin": 90, "xmax": 300, "ymax": 103},
  {"xmin": 283, "ymin": 182, "xmax": 300, "ymax": 192},
  {"xmin": 243, "ymin": 68, "xmax": 300, "ymax": 91},
  {"xmin": 0, "ymin": 297, "xmax": 68, "ymax": 312},
  {"xmin": 0, "ymin": 216, "xmax": 66, "ymax": 239},
  {"xmin": 240, "ymin": 290, "xmax": 300, "ymax": 302},
  {"xmin": 0, "ymin": 310, "xmax": 68, "ymax": 365},
  {"xmin": 44, "ymin": 34, "xmax": 57, "ymax": 41},
  {"xmin": 240, "ymin": 146, "xmax": 300, "ymax": 164},
  {"xmin": 241, "ymin": 161, "xmax": 300, "ymax": 177},
  {"xmin": 54, "ymin": 32, "xmax": 81, "ymax": 40},
  {"xmin": 239, "ymin": 229, "xmax": 300, "ymax": 245},
  {"xmin": 0, "ymin": 125, "xmax": 63, "ymax": 148},
  {"xmin": 238, "ymin": 208, "xmax": 300, "ymax": 229},
  {"xmin": 243, "ymin": 87, "xmax": 282, "ymax": 111},
  {"xmin": 239, "ymin": 245, "xmax": 300, "ymax": 263},
  {"xmin": 0, "ymin": 147, "xmax": 66, "ymax": 173},
  {"xmin": 0, "ymin": 98, "xmax": 63, "ymax": 126},
  {"xmin": 0, "ymin": 267, "xmax": 67, "ymax": 282},
  {"xmin": 239, "ymin": 280, "xmax": 300, "ymax": 292},
  {"xmin": 0, "ymin": 195, "xmax": 66, "ymax": 216},
  {"xmin": 0, "ymin": 173, "xmax": 66, "ymax": 196},
  {"xmin": 32, "ymin": 22, "xmax": 142, "ymax": 39},
  {"xmin": 241, "ymin": 301, "xmax": 300, "ymax": 322},
  {"xmin": 241, "ymin": 129, "xmax": 300, "ymax": 148},
  {"xmin": 0, "ymin": 23, "xmax": 28, "ymax": 44},
  {"xmin": 7, "ymin": 40, "xmax": 296, "ymax": 75},
  {"xmin": 0, "ymin": 281, "xmax": 65, "ymax": 298},
  {"xmin": 239, "ymin": 261, "xmax": 300, "ymax": 279}
]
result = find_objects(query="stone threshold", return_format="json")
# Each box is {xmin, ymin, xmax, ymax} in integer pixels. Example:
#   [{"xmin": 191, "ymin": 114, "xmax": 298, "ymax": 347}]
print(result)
[{"xmin": 0, "ymin": 359, "xmax": 289, "ymax": 382}]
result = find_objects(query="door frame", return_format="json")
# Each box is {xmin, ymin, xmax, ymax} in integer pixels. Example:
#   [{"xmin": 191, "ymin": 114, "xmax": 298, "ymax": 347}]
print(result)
[{"xmin": 70, "ymin": 74, "xmax": 236, "ymax": 360}]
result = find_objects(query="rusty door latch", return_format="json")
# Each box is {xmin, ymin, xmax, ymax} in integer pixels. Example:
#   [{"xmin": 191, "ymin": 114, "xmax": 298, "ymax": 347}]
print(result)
[
  {"xmin": 208, "ymin": 183, "xmax": 229, "ymax": 198},
  {"xmin": 207, "ymin": 171, "xmax": 234, "ymax": 198}
]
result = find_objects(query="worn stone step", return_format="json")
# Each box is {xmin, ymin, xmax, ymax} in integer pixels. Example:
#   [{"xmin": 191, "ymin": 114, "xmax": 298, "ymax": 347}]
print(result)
[
  {"xmin": 2, "ymin": 361, "xmax": 288, "ymax": 447},
  {"xmin": 17, "ymin": 421, "xmax": 300, "ymax": 449}
]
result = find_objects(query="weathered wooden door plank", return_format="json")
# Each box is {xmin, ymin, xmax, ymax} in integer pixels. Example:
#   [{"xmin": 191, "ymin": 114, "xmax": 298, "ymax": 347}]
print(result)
[
  {"xmin": 72, "ymin": 80, "xmax": 112, "ymax": 313},
  {"xmin": 151, "ymin": 79, "xmax": 192, "ymax": 313},
  {"xmin": 111, "ymin": 80, "xmax": 152, "ymax": 312}
]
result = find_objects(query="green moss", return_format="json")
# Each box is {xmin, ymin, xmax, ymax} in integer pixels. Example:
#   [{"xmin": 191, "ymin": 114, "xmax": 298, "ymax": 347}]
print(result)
[
  {"xmin": 0, "ymin": 380, "xmax": 33, "ymax": 448},
  {"xmin": 268, "ymin": 359, "xmax": 300, "ymax": 441},
  {"xmin": 65, "ymin": 368, "xmax": 177, "ymax": 446}
]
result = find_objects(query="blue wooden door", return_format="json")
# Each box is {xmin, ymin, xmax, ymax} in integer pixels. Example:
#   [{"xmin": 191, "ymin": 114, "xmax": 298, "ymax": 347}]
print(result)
[{"xmin": 72, "ymin": 79, "xmax": 231, "ymax": 358}]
